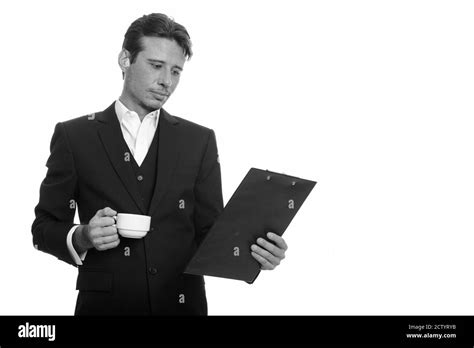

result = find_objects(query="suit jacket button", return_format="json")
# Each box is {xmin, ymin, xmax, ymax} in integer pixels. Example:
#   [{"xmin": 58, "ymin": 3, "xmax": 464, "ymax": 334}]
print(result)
[
  {"xmin": 137, "ymin": 175, "xmax": 144, "ymax": 181},
  {"xmin": 148, "ymin": 267, "xmax": 158, "ymax": 275},
  {"xmin": 150, "ymin": 227, "xmax": 154, "ymax": 231}
]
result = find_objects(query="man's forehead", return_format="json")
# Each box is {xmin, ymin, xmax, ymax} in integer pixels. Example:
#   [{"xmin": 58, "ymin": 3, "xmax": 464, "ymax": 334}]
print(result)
[{"xmin": 139, "ymin": 36, "xmax": 186, "ymax": 59}]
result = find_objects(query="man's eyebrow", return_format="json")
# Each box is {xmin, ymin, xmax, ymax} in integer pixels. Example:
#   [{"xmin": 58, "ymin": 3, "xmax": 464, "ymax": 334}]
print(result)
[{"xmin": 147, "ymin": 59, "xmax": 183, "ymax": 70}]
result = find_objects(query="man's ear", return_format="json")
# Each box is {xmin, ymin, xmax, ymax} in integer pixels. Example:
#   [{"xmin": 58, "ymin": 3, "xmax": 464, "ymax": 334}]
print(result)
[{"xmin": 118, "ymin": 49, "xmax": 131, "ymax": 73}]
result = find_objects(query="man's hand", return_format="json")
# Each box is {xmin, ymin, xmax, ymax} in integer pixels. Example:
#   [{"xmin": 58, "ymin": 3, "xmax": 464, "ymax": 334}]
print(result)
[
  {"xmin": 250, "ymin": 232, "xmax": 288, "ymax": 270},
  {"xmin": 73, "ymin": 207, "xmax": 120, "ymax": 253}
]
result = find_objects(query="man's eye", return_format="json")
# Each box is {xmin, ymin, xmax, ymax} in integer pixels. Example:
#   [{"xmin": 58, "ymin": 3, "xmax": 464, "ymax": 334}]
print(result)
[
  {"xmin": 172, "ymin": 70, "xmax": 181, "ymax": 76},
  {"xmin": 152, "ymin": 64, "xmax": 162, "ymax": 69}
]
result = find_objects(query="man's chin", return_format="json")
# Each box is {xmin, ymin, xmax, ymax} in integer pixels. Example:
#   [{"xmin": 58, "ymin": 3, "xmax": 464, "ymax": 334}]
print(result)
[
  {"xmin": 149, "ymin": 98, "xmax": 167, "ymax": 110},
  {"xmin": 145, "ymin": 100, "xmax": 165, "ymax": 112}
]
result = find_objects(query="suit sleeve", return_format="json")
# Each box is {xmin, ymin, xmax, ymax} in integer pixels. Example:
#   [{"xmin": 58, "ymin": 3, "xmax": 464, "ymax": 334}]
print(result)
[
  {"xmin": 193, "ymin": 129, "xmax": 224, "ymax": 245},
  {"xmin": 31, "ymin": 122, "xmax": 78, "ymax": 266}
]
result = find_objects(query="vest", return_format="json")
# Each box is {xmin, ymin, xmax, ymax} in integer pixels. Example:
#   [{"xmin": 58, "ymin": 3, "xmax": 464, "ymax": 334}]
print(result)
[{"xmin": 127, "ymin": 122, "xmax": 160, "ymax": 214}]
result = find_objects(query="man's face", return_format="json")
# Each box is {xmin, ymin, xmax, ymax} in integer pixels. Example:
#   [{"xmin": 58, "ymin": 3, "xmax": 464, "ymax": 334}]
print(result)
[{"xmin": 121, "ymin": 36, "xmax": 186, "ymax": 115}]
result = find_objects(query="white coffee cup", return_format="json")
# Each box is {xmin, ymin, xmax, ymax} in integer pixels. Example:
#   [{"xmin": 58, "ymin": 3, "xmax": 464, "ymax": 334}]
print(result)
[{"xmin": 115, "ymin": 213, "xmax": 151, "ymax": 239}]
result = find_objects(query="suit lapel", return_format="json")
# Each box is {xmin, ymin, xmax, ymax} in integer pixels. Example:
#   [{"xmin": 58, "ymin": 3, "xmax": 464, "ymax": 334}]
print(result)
[
  {"xmin": 96, "ymin": 103, "xmax": 147, "ymax": 214},
  {"xmin": 148, "ymin": 108, "xmax": 181, "ymax": 217}
]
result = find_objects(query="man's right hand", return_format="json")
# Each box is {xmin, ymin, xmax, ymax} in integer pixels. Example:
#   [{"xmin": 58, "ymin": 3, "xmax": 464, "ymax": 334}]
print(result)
[{"xmin": 73, "ymin": 207, "xmax": 120, "ymax": 253}]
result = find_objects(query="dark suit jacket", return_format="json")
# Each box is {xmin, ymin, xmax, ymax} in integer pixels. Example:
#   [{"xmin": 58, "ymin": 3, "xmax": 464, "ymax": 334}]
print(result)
[{"xmin": 31, "ymin": 102, "xmax": 224, "ymax": 315}]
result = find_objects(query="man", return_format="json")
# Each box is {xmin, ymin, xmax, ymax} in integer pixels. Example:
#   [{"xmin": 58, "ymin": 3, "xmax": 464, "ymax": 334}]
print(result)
[{"xmin": 32, "ymin": 13, "xmax": 287, "ymax": 315}]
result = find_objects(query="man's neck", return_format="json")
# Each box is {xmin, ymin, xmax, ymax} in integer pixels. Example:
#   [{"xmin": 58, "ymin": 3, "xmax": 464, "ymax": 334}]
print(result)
[{"xmin": 118, "ymin": 96, "xmax": 150, "ymax": 122}]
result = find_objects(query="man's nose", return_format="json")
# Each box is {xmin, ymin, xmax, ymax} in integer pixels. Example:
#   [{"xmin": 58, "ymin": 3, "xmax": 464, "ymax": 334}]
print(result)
[{"xmin": 157, "ymin": 70, "xmax": 172, "ymax": 88}]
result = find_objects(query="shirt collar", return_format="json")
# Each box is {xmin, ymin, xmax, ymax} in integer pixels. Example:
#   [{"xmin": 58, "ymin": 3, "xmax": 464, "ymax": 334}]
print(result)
[{"xmin": 115, "ymin": 99, "xmax": 160, "ymax": 128}]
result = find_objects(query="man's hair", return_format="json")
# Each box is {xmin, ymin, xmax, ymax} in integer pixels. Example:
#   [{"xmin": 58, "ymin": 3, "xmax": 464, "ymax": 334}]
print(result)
[{"xmin": 123, "ymin": 13, "xmax": 193, "ymax": 63}]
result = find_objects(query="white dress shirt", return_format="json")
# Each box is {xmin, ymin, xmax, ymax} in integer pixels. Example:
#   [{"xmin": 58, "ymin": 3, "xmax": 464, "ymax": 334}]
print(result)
[{"xmin": 67, "ymin": 100, "xmax": 160, "ymax": 265}]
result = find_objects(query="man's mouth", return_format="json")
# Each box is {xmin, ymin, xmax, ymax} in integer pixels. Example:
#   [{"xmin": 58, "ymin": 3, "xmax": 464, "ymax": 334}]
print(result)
[{"xmin": 150, "ymin": 90, "xmax": 169, "ymax": 99}]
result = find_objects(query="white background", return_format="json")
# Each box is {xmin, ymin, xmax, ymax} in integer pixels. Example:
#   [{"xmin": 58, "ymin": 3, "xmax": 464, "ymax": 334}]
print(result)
[{"xmin": 0, "ymin": 0, "xmax": 473, "ymax": 315}]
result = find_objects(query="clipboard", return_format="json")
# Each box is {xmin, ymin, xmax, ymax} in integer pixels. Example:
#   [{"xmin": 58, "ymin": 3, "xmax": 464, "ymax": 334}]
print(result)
[{"xmin": 184, "ymin": 168, "xmax": 316, "ymax": 283}]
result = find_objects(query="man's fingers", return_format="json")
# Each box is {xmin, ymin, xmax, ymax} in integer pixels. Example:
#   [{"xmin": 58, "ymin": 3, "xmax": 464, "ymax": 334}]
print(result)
[
  {"xmin": 93, "ymin": 216, "xmax": 116, "ymax": 228},
  {"xmin": 266, "ymin": 232, "xmax": 288, "ymax": 251},
  {"xmin": 98, "ymin": 225, "xmax": 118, "ymax": 236},
  {"xmin": 96, "ymin": 233, "xmax": 120, "ymax": 245},
  {"xmin": 95, "ymin": 207, "xmax": 108, "ymax": 218},
  {"xmin": 250, "ymin": 244, "xmax": 280, "ymax": 266},
  {"xmin": 256, "ymin": 237, "xmax": 286, "ymax": 259},
  {"xmin": 94, "ymin": 233, "xmax": 120, "ymax": 251},
  {"xmin": 92, "ymin": 207, "xmax": 117, "ymax": 228},
  {"xmin": 88, "ymin": 225, "xmax": 117, "ymax": 243},
  {"xmin": 96, "ymin": 207, "xmax": 118, "ymax": 218},
  {"xmin": 95, "ymin": 238, "xmax": 120, "ymax": 251},
  {"xmin": 251, "ymin": 251, "xmax": 275, "ymax": 270}
]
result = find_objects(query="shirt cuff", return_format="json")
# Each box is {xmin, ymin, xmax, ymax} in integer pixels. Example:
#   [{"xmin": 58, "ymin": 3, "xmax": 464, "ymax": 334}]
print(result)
[{"xmin": 67, "ymin": 225, "xmax": 88, "ymax": 266}]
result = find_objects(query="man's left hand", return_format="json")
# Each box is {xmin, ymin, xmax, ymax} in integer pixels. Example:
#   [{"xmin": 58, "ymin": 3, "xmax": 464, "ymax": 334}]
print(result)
[{"xmin": 250, "ymin": 232, "xmax": 288, "ymax": 270}]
